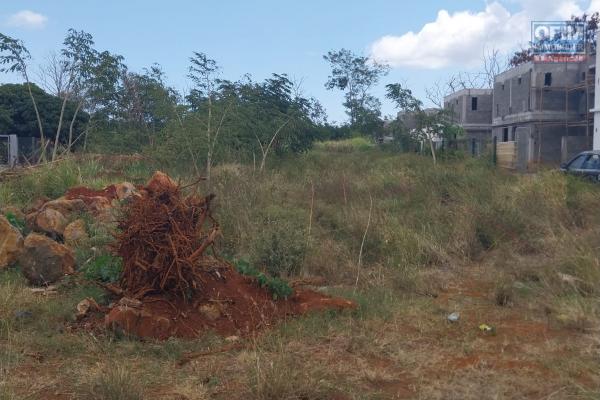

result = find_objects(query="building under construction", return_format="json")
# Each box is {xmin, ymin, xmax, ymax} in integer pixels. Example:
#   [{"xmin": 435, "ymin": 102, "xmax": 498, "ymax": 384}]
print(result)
[
  {"xmin": 445, "ymin": 43, "xmax": 598, "ymax": 170},
  {"xmin": 491, "ymin": 54, "xmax": 595, "ymax": 169}
]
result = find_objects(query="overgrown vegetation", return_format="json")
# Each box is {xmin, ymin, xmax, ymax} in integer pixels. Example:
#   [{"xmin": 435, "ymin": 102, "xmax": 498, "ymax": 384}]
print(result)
[{"xmin": 1, "ymin": 145, "xmax": 600, "ymax": 398}]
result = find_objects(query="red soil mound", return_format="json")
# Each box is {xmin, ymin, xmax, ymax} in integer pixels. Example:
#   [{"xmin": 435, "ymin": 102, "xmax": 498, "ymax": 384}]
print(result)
[
  {"xmin": 105, "ymin": 259, "xmax": 355, "ymax": 339},
  {"xmin": 96, "ymin": 171, "xmax": 355, "ymax": 339},
  {"xmin": 65, "ymin": 185, "xmax": 118, "ymax": 204}
]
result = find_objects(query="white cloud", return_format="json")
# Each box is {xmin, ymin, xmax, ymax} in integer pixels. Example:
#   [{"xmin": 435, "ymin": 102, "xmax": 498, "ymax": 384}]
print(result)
[
  {"xmin": 6, "ymin": 10, "xmax": 48, "ymax": 30},
  {"xmin": 370, "ymin": 0, "xmax": 598, "ymax": 69}
]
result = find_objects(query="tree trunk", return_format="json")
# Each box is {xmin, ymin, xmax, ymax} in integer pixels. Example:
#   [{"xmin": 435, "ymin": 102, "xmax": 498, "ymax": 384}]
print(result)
[
  {"xmin": 25, "ymin": 80, "xmax": 46, "ymax": 163},
  {"xmin": 259, "ymin": 119, "xmax": 290, "ymax": 172},
  {"xmin": 52, "ymin": 92, "xmax": 71, "ymax": 162},
  {"xmin": 67, "ymin": 100, "xmax": 83, "ymax": 152},
  {"xmin": 206, "ymin": 96, "xmax": 213, "ymax": 187},
  {"xmin": 428, "ymin": 136, "xmax": 437, "ymax": 166}
]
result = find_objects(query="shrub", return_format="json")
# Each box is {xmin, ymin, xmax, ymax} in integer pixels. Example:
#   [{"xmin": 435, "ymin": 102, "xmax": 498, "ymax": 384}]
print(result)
[
  {"xmin": 234, "ymin": 259, "xmax": 293, "ymax": 300},
  {"xmin": 84, "ymin": 366, "xmax": 144, "ymax": 400},
  {"xmin": 82, "ymin": 254, "xmax": 123, "ymax": 283},
  {"xmin": 252, "ymin": 206, "xmax": 307, "ymax": 278},
  {"xmin": 314, "ymin": 137, "xmax": 374, "ymax": 153}
]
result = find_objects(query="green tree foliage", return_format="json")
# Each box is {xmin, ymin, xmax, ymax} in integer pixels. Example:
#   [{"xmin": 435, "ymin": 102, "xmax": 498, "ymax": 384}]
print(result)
[
  {"xmin": 52, "ymin": 29, "xmax": 97, "ymax": 160},
  {"xmin": 0, "ymin": 33, "xmax": 47, "ymax": 158},
  {"xmin": 154, "ymin": 69, "xmax": 328, "ymax": 172},
  {"xmin": 1, "ymin": 29, "xmax": 343, "ymax": 167},
  {"xmin": 0, "ymin": 83, "xmax": 87, "ymax": 141},
  {"xmin": 386, "ymin": 83, "xmax": 463, "ymax": 165},
  {"xmin": 323, "ymin": 48, "xmax": 388, "ymax": 133}
]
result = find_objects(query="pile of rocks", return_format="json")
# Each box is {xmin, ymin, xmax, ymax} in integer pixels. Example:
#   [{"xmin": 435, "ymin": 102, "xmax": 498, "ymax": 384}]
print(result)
[{"xmin": 0, "ymin": 182, "xmax": 137, "ymax": 286}]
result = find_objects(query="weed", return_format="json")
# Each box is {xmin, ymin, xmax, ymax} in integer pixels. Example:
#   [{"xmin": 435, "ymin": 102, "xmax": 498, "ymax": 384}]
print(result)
[
  {"xmin": 84, "ymin": 366, "xmax": 145, "ymax": 400},
  {"xmin": 82, "ymin": 254, "xmax": 123, "ymax": 283},
  {"xmin": 495, "ymin": 283, "xmax": 515, "ymax": 307},
  {"xmin": 247, "ymin": 352, "xmax": 337, "ymax": 400},
  {"xmin": 234, "ymin": 259, "xmax": 293, "ymax": 300},
  {"xmin": 252, "ymin": 205, "xmax": 307, "ymax": 277},
  {"xmin": 3, "ymin": 212, "xmax": 25, "ymax": 233}
]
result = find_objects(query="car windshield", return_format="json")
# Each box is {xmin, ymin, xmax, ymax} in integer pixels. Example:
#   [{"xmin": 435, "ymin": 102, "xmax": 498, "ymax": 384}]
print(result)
[
  {"xmin": 582, "ymin": 154, "xmax": 600, "ymax": 170},
  {"xmin": 568, "ymin": 154, "xmax": 589, "ymax": 170}
]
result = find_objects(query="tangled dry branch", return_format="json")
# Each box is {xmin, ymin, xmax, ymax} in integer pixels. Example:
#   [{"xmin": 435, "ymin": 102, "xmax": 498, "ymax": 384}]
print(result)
[{"xmin": 115, "ymin": 172, "xmax": 222, "ymax": 299}]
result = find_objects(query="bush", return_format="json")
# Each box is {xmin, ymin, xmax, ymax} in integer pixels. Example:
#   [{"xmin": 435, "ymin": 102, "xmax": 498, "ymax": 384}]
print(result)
[
  {"xmin": 234, "ymin": 259, "xmax": 293, "ymax": 300},
  {"xmin": 314, "ymin": 137, "xmax": 374, "ymax": 153},
  {"xmin": 82, "ymin": 254, "xmax": 123, "ymax": 283},
  {"xmin": 252, "ymin": 206, "xmax": 307, "ymax": 278}
]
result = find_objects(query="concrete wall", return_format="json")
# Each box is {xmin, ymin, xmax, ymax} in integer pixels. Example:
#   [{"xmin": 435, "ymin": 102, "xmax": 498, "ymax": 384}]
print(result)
[
  {"xmin": 445, "ymin": 97, "xmax": 463, "ymax": 123},
  {"xmin": 464, "ymin": 93, "xmax": 493, "ymax": 124},
  {"xmin": 444, "ymin": 89, "xmax": 493, "ymax": 127},
  {"xmin": 494, "ymin": 68, "xmax": 532, "ymax": 118},
  {"xmin": 536, "ymin": 125, "xmax": 564, "ymax": 163},
  {"xmin": 493, "ymin": 123, "xmax": 572, "ymax": 166},
  {"xmin": 494, "ymin": 61, "xmax": 587, "ymax": 117},
  {"xmin": 463, "ymin": 128, "xmax": 491, "ymax": 140},
  {"xmin": 561, "ymin": 135, "xmax": 593, "ymax": 162},
  {"xmin": 491, "ymin": 58, "xmax": 594, "ymax": 167}
]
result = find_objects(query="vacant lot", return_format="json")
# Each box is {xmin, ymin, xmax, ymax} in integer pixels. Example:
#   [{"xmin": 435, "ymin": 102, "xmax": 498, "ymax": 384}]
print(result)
[{"xmin": 1, "ymin": 145, "xmax": 599, "ymax": 399}]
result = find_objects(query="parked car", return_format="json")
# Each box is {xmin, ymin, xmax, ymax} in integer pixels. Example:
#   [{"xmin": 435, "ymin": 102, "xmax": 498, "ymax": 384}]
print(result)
[{"xmin": 560, "ymin": 151, "xmax": 600, "ymax": 181}]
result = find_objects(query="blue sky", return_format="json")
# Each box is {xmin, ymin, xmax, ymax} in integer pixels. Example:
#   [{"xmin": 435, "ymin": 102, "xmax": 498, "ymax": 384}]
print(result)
[{"xmin": 0, "ymin": 0, "xmax": 598, "ymax": 123}]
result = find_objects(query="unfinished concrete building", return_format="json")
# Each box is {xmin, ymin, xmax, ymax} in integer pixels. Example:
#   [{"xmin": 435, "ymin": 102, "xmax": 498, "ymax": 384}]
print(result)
[
  {"xmin": 444, "ymin": 47, "xmax": 597, "ymax": 169},
  {"xmin": 443, "ymin": 89, "xmax": 493, "ymax": 140},
  {"xmin": 491, "ymin": 55, "xmax": 595, "ymax": 169}
]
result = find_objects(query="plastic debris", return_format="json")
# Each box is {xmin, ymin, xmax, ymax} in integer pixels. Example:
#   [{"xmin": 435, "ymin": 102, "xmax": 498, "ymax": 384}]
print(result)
[
  {"xmin": 14, "ymin": 310, "xmax": 32, "ymax": 319},
  {"xmin": 447, "ymin": 312, "xmax": 460, "ymax": 322},
  {"xmin": 479, "ymin": 323, "xmax": 494, "ymax": 332}
]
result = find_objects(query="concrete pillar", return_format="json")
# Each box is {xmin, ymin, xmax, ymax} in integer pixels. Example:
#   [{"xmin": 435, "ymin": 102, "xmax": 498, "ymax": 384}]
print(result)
[{"xmin": 8, "ymin": 135, "xmax": 18, "ymax": 167}]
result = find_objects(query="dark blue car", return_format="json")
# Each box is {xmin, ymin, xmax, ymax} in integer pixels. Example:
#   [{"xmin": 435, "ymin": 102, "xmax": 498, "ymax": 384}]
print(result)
[{"xmin": 560, "ymin": 151, "xmax": 600, "ymax": 181}]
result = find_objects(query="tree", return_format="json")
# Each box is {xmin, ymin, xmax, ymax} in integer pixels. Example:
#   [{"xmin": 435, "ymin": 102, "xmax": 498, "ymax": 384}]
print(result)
[
  {"xmin": 386, "ymin": 83, "xmax": 462, "ymax": 166},
  {"xmin": 187, "ymin": 52, "xmax": 226, "ymax": 183},
  {"xmin": 38, "ymin": 51, "xmax": 70, "ymax": 98},
  {"xmin": 82, "ymin": 50, "xmax": 126, "ymax": 150},
  {"xmin": 323, "ymin": 49, "xmax": 388, "ymax": 130},
  {"xmin": 0, "ymin": 33, "xmax": 47, "ymax": 161},
  {"xmin": 154, "ymin": 71, "xmax": 325, "ymax": 171},
  {"xmin": 426, "ymin": 47, "xmax": 506, "ymax": 108},
  {"xmin": 0, "ymin": 83, "xmax": 87, "ymax": 145},
  {"xmin": 509, "ymin": 47, "xmax": 534, "ymax": 67},
  {"xmin": 119, "ymin": 64, "xmax": 179, "ymax": 136},
  {"xmin": 52, "ymin": 29, "xmax": 97, "ymax": 160}
]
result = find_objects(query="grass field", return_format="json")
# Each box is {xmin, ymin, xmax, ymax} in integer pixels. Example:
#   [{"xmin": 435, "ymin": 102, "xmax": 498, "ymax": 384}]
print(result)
[{"xmin": 1, "ymin": 143, "xmax": 599, "ymax": 399}]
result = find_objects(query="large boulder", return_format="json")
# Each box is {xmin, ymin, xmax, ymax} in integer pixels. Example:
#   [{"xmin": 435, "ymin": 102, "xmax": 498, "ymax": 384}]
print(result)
[
  {"xmin": 23, "ymin": 197, "xmax": 50, "ymax": 215},
  {"xmin": 19, "ymin": 233, "xmax": 75, "ymax": 285},
  {"xmin": 42, "ymin": 198, "xmax": 87, "ymax": 218},
  {"xmin": 34, "ymin": 208, "xmax": 68, "ymax": 236},
  {"xmin": 114, "ymin": 182, "xmax": 138, "ymax": 201},
  {"xmin": 0, "ymin": 215, "xmax": 24, "ymax": 268},
  {"xmin": 105, "ymin": 302, "xmax": 172, "ymax": 339},
  {"xmin": 64, "ymin": 219, "xmax": 89, "ymax": 246}
]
